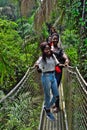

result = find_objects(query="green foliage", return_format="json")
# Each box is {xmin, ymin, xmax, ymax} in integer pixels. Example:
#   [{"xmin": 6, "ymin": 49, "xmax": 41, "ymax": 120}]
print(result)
[
  {"xmin": 0, "ymin": 0, "xmax": 8, "ymax": 6},
  {"xmin": 0, "ymin": 19, "xmax": 23, "ymax": 90},
  {"xmin": 50, "ymin": 10, "xmax": 57, "ymax": 24},
  {"xmin": 70, "ymin": 0, "xmax": 87, "ymax": 31},
  {"xmin": 78, "ymin": 38, "xmax": 87, "ymax": 80},
  {"xmin": 28, "ymin": 14, "xmax": 35, "ymax": 24},
  {"xmin": 61, "ymin": 0, "xmax": 87, "ymax": 81},
  {"xmin": 66, "ymin": 46, "xmax": 78, "ymax": 66},
  {"xmin": 62, "ymin": 0, "xmax": 87, "ymax": 81},
  {"xmin": 0, "ymin": 93, "xmax": 42, "ymax": 130},
  {"xmin": 17, "ymin": 16, "xmax": 36, "ymax": 39},
  {"xmin": 17, "ymin": 18, "xmax": 31, "ymax": 38},
  {"xmin": 0, "ymin": 18, "xmax": 39, "ymax": 92},
  {"xmin": 26, "ymin": 42, "xmax": 40, "ymax": 65},
  {"xmin": 0, "ymin": 0, "xmax": 18, "ymax": 6},
  {"xmin": 61, "ymin": 29, "xmax": 79, "ymax": 66},
  {"xmin": 62, "ymin": 29, "xmax": 79, "ymax": 46},
  {"xmin": 41, "ymin": 23, "xmax": 49, "ymax": 39}
]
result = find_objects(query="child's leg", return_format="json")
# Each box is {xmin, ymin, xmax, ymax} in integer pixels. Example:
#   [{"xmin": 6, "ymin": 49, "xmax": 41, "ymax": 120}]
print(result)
[
  {"xmin": 41, "ymin": 74, "xmax": 51, "ymax": 109},
  {"xmin": 50, "ymin": 74, "xmax": 59, "ymax": 107}
]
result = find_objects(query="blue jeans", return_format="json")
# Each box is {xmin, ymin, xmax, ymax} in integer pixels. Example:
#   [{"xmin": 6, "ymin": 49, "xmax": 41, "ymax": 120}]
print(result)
[{"xmin": 41, "ymin": 72, "xmax": 59, "ymax": 109}]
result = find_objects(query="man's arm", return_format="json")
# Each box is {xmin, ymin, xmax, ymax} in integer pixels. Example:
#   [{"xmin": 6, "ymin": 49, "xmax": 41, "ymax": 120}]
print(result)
[{"xmin": 63, "ymin": 53, "xmax": 69, "ymax": 66}]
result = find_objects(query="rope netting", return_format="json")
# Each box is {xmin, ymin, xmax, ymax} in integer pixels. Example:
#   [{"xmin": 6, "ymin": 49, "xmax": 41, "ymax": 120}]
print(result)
[
  {"xmin": 62, "ymin": 66, "xmax": 87, "ymax": 130},
  {"xmin": 0, "ymin": 67, "xmax": 43, "ymax": 129}
]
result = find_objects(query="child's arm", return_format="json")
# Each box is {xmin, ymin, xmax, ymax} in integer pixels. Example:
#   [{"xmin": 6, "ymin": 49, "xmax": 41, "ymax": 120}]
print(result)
[{"xmin": 34, "ymin": 57, "xmax": 42, "ymax": 73}]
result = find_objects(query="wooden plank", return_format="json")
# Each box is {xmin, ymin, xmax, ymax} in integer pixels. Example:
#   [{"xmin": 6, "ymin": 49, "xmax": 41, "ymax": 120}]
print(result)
[
  {"xmin": 39, "ymin": 106, "xmax": 65, "ymax": 130},
  {"xmin": 39, "ymin": 84, "xmax": 66, "ymax": 130}
]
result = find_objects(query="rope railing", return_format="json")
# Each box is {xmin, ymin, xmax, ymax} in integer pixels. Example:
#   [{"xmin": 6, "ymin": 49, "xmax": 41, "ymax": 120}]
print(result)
[
  {"xmin": 62, "ymin": 66, "xmax": 87, "ymax": 130},
  {"xmin": 0, "ymin": 67, "xmax": 34, "ymax": 103},
  {"xmin": 0, "ymin": 66, "xmax": 43, "ymax": 129}
]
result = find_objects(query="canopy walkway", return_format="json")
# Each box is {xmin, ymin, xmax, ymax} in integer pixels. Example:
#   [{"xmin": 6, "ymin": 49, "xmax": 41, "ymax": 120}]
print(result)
[{"xmin": 0, "ymin": 66, "xmax": 87, "ymax": 130}]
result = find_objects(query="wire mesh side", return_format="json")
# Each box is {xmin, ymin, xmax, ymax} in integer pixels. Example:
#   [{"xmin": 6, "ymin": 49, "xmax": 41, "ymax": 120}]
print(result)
[
  {"xmin": 62, "ymin": 67, "xmax": 87, "ymax": 130},
  {"xmin": 0, "ymin": 67, "xmax": 43, "ymax": 130}
]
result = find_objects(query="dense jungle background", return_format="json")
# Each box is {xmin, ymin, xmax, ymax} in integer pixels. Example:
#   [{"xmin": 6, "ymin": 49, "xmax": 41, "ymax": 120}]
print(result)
[{"xmin": 0, "ymin": 0, "xmax": 87, "ymax": 129}]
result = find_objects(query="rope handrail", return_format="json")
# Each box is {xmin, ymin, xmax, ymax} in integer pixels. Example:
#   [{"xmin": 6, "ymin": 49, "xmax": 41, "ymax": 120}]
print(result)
[
  {"xmin": 75, "ymin": 73, "xmax": 87, "ymax": 95},
  {"xmin": 0, "ymin": 66, "xmax": 35, "ymax": 104},
  {"xmin": 76, "ymin": 67, "xmax": 87, "ymax": 86},
  {"xmin": 67, "ymin": 65, "xmax": 87, "ymax": 85},
  {"xmin": 67, "ymin": 66, "xmax": 87, "ymax": 93}
]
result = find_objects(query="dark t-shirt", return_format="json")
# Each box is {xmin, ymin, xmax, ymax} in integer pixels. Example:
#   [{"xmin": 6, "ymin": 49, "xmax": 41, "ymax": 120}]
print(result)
[{"xmin": 53, "ymin": 47, "xmax": 65, "ymax": 65}]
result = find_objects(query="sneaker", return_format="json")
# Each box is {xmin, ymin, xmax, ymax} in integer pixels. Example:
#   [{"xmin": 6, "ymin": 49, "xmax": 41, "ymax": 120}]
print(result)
[
  {"xmin": 43, "ymin": 107, "xmax": 51, "ymax": 113},
  {"xmin": 46, "ymin": 112, "xmax": 55, "ymax": 121},
  {"xmin": 43, "ymin": 107, "xmax": 55, "ymax": 121}
]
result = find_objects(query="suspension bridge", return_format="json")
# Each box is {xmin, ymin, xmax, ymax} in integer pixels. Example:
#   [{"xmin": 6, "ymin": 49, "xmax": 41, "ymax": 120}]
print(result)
[{"xmin": 0, "ymin": 66, "xmax": 87, "ymax": 130}]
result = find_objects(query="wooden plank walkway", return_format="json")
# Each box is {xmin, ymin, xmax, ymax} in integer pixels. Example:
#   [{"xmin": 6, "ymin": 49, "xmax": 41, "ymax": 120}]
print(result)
[
  {"xmin": 39, "ymin": 109, "xmax": 65, "ymax": 130},
  {"xmin": 38, "ymin": 84, "xmax": 66, "ymax": 130}
]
